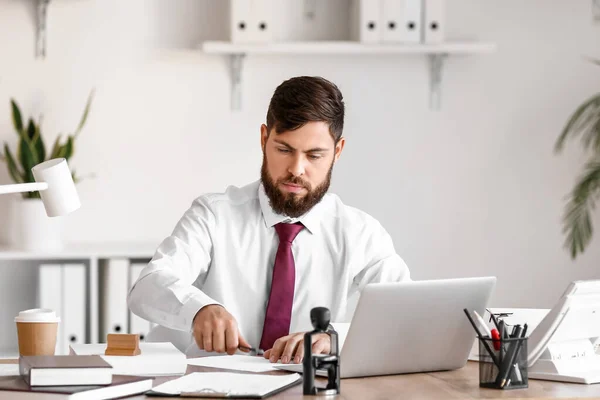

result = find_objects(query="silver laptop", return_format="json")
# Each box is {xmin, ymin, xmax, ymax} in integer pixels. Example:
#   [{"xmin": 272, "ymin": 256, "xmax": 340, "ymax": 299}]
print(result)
[{"xmin": 276, "ymin": 276, "xmax": 496, "ymax": 378}]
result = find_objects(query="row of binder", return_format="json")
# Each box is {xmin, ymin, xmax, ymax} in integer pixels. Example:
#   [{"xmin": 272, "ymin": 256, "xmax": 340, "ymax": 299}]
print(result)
[
  {"xmin": 351, "ymin": 0, "xmax": 445, "ymax": 44},
  {"xmin": 100, "ymin": 259, "xmax": 154, "ymax": 342},
  {"xmin": 229, "ymin": 0, "xmax": 445, "ymax": 44},
  {"xmin": 38, "ymin": 260, "xmax": 153, "ymax": 355},
  {"xmin": 38, "ymin": 264, "xmax": 86, "ymax": 355}
]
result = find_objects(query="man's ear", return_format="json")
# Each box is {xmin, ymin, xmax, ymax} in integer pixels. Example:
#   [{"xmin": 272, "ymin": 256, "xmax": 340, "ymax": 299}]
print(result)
[
  {"xmin": 333, "ymin": 137, "xmax": 345, "ymax": 163},
  {"xmin": 260, "ymin": 124, "xmax": 269, "ymax": 151}
]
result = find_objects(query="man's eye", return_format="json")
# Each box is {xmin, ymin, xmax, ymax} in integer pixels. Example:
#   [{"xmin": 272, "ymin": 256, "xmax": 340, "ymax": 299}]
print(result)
[
  {"xmin": 278, "ymin": 148, "xmax": 291, "ymax": 153},
  {"xmin": 308, "ymin": 154, "xmax": 322, "ymax": 160}
]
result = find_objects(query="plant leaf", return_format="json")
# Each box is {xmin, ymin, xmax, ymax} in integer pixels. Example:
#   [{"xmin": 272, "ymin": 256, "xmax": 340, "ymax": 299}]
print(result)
[
  {"xmin": 561, "ymin": 158, "xmax": 600, "ymax": 258},
  {"xmin": 74, "ymin": 89, "xmax": 95, "ymax": 138},
  {"xmin": 3, "ymin": 143, "xmax": 24, "ymax": 183},
  {"xmin": 26, "ymin": 119, "xmax": 36, "ymax": 140},
  {"xmin": 31, "ymin": 119, "xmax": 46, "ymax": 162},
  {"xmin": 555, "ymin": 93, "xmax": 600, "ymax": 152},
  {"xmin": 17, "ymin": 136, "xmax": 37, "ymax": 183},
  {"xmin": 62, "ymin": 135, "xmax": 74, "ymax": 160},
  {"xmin": 50, "ymin": 134, "xmax": 62, "ymax": 159},
  {"xmin": 10, "ymin": 99, "xmax": 23, "ymax": 134}
]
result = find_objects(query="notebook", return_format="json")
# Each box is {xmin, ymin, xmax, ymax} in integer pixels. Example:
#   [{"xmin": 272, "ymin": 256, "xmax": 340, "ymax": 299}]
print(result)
[
  {"xmin": 69, "ymin": 342, "xmax": 187, "ymax": 376},
  {"xmin": 0, "ymin": 374, "xmax": 153, "ymax": 400},
  {"xmin": 19, "ymin": 355, "xmax": 112, "ymax": 386},
  {"xmin": 147, "ymin": 372, "xmax": 301, "ymax": 399}
]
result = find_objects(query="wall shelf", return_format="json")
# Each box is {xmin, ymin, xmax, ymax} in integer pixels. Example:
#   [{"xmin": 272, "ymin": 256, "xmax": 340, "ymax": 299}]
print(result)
[{"xmin": 200, "ymin": 40, "xmax": 497, "ymax": 111}]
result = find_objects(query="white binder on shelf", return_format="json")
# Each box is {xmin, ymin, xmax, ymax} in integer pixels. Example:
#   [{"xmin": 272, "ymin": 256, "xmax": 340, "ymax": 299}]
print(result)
[
  {"xmin": 62, "ymin": 264, "xmax": 86, "ymax": 349},
  {"xmin": 423, "ymin": 0, "xmax": 445, "ymax": 43},
  {"xmin": 381, "ymin": 0, "xmax": 402, "ymax": 43},
  {"xmin": 38, "ymin": 264, "xmax": 64, "ymax": 355},
  {"xmin": 400, "ymin": 0, "xmax": 422, "ymax": 43},
  {"xmin": 350, "ymin": 0, "xmax": 381, "ymax": 43},
  {"xmin": 252, "ymin": 0, "xmax": 273, "ymax": 43},
  {"xmin": 230, "ymin": 0, "xmax": 273, "ymax": 43},
  {"xmin": 129, "ymin": 263, "xmax": 152, "ymax": 342},
  {"xmin": 101, "ymin": 258, "xmax": 130, "ymax": 339}
]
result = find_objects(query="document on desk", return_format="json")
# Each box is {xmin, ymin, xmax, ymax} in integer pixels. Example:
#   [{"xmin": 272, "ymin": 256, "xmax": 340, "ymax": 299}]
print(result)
[
  {"xmin": 147, "ymin": 372, "xmax": 301, "ymax": 398},
  {"xmin": 0, "ymin": 364, "xmax": 19, "ymax": 376},
  {"xmin": 187, "ymin": 354, "xmax": 296, "ymax": 373}
]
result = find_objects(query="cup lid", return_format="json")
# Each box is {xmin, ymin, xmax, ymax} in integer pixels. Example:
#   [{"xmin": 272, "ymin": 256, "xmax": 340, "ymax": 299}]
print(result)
[{"xmin": 14, "ymin": 308, "xmax": 60, "ymax": 323}]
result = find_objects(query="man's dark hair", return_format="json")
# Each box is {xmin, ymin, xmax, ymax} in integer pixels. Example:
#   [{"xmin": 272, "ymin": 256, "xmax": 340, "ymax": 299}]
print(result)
[{"xmin": 266, "ymin": 76, "xmax": 345, "ymax": 143}]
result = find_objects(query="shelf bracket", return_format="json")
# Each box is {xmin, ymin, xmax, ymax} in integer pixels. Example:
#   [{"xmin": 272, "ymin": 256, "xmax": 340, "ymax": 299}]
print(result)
[
  {"xmin": 36, "ymin": 0, "xmax": 51, "ymax": 59},
  {"xmin": 428, "ymin": 53, "xmax": 447, "ymax": 111},
  {"xmin": 229, "ymin": 54, "xmax": 246, "ymax": 110}
]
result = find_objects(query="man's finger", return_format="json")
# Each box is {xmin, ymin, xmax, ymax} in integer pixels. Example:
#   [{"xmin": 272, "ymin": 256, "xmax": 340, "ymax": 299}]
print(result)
[
  {"xmin": 293, "ymin": 342, "xmax": 305, "ymax": 364},
  {"xmin": 263, "ymin": 349, "xmax": 272, "ymax": 359},
  {"xmin": 225, "ymin": 325, "xmax": 238, "ymax": 355},
  {"xmin": 196, "ymin": 332, "xmax": 204, "ymax": 350},
  {"xmin": 213, "ymin": 325, "xmax": 226, "ymax": 353},
  {"xmin": 269, "ymin": 337, "xmax": 288, "ymax": 363},
  {"xmin": 281, "ymin": 335, "xmax": 302, "ymax": 364},
  {"xmin": 238, "ymin": 332, "xmax": 251, "ymax": 350},
  {"xmin": 203, "ymin": 329, "xmax": 213, "ymax": 352},
  {"xmin": 312, "ymin": 338, "xmax": 329, "ymax": 355}
]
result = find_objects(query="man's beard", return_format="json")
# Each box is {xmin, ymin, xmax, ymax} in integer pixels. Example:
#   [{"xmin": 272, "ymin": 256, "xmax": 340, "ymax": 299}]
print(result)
[{"xmin": 261, "ymin": 155, "xmax": 333, "ymax": 218}]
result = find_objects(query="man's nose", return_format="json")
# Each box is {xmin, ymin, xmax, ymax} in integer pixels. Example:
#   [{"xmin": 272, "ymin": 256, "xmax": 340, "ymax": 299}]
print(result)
[{"xmin": 288, "ymin": 154, "xmax": 306, "ymax": 177}]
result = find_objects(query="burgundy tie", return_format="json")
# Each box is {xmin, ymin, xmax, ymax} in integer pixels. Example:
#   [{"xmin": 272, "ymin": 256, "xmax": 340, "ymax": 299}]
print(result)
[{"xmin": 259, "ymin": 222, "xmax": 304, "ymax": 351}]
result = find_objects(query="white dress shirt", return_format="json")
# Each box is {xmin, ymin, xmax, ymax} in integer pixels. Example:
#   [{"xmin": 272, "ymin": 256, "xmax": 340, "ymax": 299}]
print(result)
[{"xmin": 128, "ymin": 180, "xmax": 410, "ymax": 355}]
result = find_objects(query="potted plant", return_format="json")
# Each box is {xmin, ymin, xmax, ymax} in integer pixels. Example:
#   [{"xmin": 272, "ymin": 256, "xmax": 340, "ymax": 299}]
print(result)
[
  {"xmin": 0, "ymin": 91, "xmax": 94, "ymax": 251},
  {"xmin": 555, "ymin": 60, "xmax": 600, "ymax": 259}
]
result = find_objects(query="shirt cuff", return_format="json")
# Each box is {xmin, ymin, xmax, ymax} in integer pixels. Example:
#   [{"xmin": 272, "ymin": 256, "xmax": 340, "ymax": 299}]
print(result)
[{"xmin": 180, "ymin": 291, "xmax": 222, "ymax": 333}]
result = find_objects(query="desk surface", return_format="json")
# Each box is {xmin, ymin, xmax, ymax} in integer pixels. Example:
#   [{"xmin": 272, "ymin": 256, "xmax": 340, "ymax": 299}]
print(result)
[{"xmin": 1, "ymin": 359, "xmax": 599, "ymax": 399}]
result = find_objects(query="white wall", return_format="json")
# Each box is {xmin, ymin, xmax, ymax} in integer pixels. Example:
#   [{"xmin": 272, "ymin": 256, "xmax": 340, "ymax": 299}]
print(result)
[{"xmin": 0, "ymin": 0, "xmax": 599, "ymax": 341}]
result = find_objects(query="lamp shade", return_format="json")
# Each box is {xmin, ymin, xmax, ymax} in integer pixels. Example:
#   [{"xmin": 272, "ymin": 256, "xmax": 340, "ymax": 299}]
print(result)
[{"xmin": 31, "ymin": 158, "xmax": 81, "ymax": 217}]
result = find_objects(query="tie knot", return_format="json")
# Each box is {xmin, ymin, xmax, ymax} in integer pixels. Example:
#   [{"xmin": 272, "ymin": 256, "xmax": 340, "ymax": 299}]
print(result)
[{"xmin": 275, "ymin": 222, "xmax": 304, "ymax": 244}]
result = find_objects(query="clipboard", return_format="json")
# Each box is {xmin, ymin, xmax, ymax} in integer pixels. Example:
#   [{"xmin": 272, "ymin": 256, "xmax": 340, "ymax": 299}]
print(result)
[{"xmin": 145, "ymin": 373, "xmax": 302, "ymax": 399}]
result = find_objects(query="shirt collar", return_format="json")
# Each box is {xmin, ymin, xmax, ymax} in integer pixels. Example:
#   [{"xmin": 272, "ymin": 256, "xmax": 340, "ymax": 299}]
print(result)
[{"xmin": 258, "ymin": 181, "xmax": 324, "ymax": 235}]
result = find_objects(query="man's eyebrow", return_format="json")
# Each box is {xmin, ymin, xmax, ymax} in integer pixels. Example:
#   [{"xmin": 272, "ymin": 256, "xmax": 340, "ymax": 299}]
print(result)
[{"xmin": 273, "ymin": 139, "xmax": 330, "ymax": 153}]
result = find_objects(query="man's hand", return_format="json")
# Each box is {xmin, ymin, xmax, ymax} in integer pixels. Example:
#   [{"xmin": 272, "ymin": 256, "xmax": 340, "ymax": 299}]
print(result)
[
  {"xmin": 193, "ymin": 305, "xmax": 251, "ymax": 355},
  {"xmin": 264, "ymin": 332, "xmax": 330, "ymax": 364}
]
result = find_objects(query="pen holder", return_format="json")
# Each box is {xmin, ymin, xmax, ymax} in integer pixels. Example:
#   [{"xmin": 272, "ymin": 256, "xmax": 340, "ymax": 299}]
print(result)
[{"xmin": 478, "ymin": 336, "xmax": 528, "ymax": 390}]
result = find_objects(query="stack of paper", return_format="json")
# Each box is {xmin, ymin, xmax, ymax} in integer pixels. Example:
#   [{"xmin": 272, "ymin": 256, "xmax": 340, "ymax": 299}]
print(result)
[
  {"xmin": 70, "ymin": 342, "xmax": 187, "ymax": 376},
  {"xmin": 149, "ymin": 372, "xmax": 301, "ymax": 398},
  {"xmin": 187, "ymin": 354, "xmax": 295, "ymax": 373}
]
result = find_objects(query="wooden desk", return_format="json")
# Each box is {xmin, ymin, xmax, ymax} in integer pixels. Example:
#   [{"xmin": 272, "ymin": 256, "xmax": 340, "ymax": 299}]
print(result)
[{"xmin": 2, "ymin": 359, "xmax": 599, "ymax": 399}]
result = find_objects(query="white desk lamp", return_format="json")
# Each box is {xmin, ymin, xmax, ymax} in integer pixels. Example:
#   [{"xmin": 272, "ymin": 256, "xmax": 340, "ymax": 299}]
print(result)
[{"xmin": 0, "ymin": 158, "xmax": 80, "ymax": 217}]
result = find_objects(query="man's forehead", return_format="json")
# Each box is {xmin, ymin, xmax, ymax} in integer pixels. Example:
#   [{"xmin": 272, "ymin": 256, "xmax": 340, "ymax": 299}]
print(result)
[{"xmin": 271, "ymin": 122, "xmax": 334, "ymax": 148}]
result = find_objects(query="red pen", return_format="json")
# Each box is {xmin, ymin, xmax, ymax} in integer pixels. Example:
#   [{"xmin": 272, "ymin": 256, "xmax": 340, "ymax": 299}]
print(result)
[{"xmin": 491, "ymin": 328, "xmax": 501, "ymax": 351}]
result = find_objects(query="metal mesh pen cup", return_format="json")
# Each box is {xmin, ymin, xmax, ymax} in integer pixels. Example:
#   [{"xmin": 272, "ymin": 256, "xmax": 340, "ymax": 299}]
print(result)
[{"xmin": 478, "ymin": 336, "xmax": 528, "ymax": 390}]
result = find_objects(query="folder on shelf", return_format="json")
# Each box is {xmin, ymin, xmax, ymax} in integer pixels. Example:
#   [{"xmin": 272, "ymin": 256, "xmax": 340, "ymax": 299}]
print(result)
[
  {"xmin": 252, "ymin": 0, "xmax": 273, "ymax": 43},
  {"xmin": 423, "ymin": 0, "xmax": 445, "ymax": 43},
  {"xmin": 230, "ymin": 0, "xmax": 273, "ymax": 43},
  {"xmin": 38, "ymin": 264, "xmax": 65, "ymax": 355},
  {"xmin": 62, "ymin": 264, "xmax": 86, "ymax": 349},
  {"xmin": 381, "ymin": 0, "xmax": 403, "ymax": 43},
  {"xmin": 129, "ymin": 263, "xmax": 152, "ymax": 342},
  {"xmin": 400, "ymin": 0, "xmax": 423, "ymax": 43},
  {"xmin": 100, "ymin": 258, "xmax": 129, "ymax": 338},
  {"xmin": 350, "ymin": 0, "xmax": 381, "ymax": 43}
]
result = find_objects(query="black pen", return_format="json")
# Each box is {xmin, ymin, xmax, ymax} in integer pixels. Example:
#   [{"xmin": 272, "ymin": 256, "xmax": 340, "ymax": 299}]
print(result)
[
  {"xmin": 463, "ymin": 309, "xmax": 500, "ymax": 367},
  {"xmin": 239, "ymin": 345, "xmax": 264, "ymax": 356},
  {"xmin": 487, "ymin": 310, "xmax": 501, "ymax": 331},
  {"xmin": 496, "ymin": 325, "xmax": 523, "ymax": 387}
]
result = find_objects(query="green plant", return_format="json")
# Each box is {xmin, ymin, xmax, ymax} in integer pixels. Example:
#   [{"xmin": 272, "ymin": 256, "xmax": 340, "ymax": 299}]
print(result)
[
  {"xmin": 555, "ymin": 59, "xmax": 600, "ymax": 259},
  {"xmin": 0, "ymin": 90, "xmax": 94, "ymax": 199}
]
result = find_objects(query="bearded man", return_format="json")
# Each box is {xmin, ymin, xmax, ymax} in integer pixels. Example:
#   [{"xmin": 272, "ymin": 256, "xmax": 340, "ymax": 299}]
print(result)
[{"xmin": 128, "ymin": 76, "xmax": 410, "ymax": 363}]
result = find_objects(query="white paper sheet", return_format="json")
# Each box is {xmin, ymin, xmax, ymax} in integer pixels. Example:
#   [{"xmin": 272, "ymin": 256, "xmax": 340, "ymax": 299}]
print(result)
[
  {"xmin": 152, "ymin": 372, "xmax": 300, "ymax": 396},
  {"xmin": 187, "ymin": 354, "xmax": 296, "ymax": 373},
  {"xmin": 0, "ymin": 364, "xmax": 19, "ymax": 376}
]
